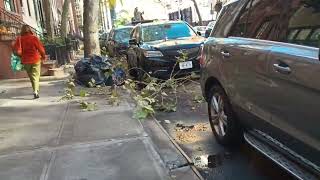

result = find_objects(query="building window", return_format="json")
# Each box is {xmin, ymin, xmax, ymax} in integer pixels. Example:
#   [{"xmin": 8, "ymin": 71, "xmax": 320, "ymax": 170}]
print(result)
[
  {"xmin": 26, "ymin": 0, "xmax": 31, "ymax": 16},
  {"xmin": 4, "ymin": 0, "xmax": 16, "ymax": 12},
  {"xmin": 33, "ymin": 0, "xmax": 39, "ymax": 20}
]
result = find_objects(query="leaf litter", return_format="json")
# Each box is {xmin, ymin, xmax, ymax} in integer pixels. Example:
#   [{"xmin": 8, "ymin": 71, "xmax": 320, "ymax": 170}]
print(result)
[{"xmin": 174, "ymin": 122, "xmax": 210, "ymax": 144}]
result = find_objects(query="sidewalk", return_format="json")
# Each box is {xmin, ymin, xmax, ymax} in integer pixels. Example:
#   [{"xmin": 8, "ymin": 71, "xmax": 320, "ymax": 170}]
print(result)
[{"xmin": 0, "ymin": 80, "xmax": 196, "ymax": 180}]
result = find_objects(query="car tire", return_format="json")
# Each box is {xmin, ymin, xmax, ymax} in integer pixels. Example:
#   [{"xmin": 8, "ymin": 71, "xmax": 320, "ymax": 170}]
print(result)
[{"xmin": 207, "ymin": 85, "xmax": 243, "ymax": 147}]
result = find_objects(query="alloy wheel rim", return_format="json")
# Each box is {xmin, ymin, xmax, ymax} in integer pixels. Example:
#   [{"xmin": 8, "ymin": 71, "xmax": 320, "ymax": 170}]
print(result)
[{"xmin": 210, "ymin": 93, "xmax": 228, "ymax": 137}]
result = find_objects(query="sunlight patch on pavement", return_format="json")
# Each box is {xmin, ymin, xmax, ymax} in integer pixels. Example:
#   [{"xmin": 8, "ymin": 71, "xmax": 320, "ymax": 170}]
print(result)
[{"xmin": 0, "ymin": 97, "xmax": 64, "ymax": 108}]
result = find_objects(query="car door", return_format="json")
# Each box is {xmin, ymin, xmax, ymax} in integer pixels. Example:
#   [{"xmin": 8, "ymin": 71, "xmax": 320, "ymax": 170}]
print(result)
[
  {"xmin": 264, "ymin": 1, "xmax": 320, "ymax": 168},
  {"xmin": 216, "ymin": 0, "xmax": 279, "ymax": 127}
]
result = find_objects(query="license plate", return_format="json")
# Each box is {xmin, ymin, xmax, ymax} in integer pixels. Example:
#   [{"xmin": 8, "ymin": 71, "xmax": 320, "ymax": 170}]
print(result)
[{"xmin": 179, "ymin": 61, "xmax": 193, "ymax": 70}]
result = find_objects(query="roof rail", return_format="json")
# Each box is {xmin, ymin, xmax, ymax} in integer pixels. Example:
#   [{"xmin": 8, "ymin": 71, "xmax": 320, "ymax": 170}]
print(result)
[{"xmin": 131, "ymin": 19, "xmax": 155, "ymax": 25}]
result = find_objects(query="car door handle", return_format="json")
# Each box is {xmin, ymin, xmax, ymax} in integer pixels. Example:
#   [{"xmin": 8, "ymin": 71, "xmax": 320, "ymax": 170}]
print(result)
[
  {"xmin": 221, "ymin": 51, "xmax": 231, "ymax": 58},
  {"xmin": 273, "ymin": 64, "xmax": 291, "ymax": 74}
]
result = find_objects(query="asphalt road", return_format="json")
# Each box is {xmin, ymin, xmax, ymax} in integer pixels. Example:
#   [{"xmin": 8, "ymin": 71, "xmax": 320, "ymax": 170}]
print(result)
[{"xmin": 155, "ymin": 81, "xmax": 295, "ymax": 180}]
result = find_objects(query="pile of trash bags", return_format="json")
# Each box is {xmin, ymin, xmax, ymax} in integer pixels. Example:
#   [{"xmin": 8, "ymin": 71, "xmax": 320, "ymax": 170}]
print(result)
[{"xmin": 74, "ymin": 55, "xmax": 126, "ymax": 87}]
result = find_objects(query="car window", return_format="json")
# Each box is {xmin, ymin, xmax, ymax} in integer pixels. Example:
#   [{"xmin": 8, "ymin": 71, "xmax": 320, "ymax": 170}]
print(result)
[
  {"xmin": 310, "ymin": 28, "xmax": 320, "ymax": 41},
  {"xmin": 287, "ymin": 29, "xmax": 299, "ymax": 41},
  {"xmin": 229, "ymin": 0, "xmax": 284, "ymax": 40},
  {"xmin": 229, "ymin": 0, "xmax": 252, "ymax": 37},
  {"xmin": 278, "ymin": 1, "xmax": 320, "ymax": 48},
  {"xmin": 114, "ymin": 28, "xmax": 133, "ymax": 43},
  {"xmin": 228, "ymin": 0, "xmax": 320, "ymax": 48},
  {"xmin": 296, "ymin": 29, "xmax": 312, "ymax": 40},
  {"xmin": 211, "ymin": 0, "xmax": 245, "ymax": 38},
  {"xmin": 142, "ymin": 23, "xmax": 196, "ymax": 42}
]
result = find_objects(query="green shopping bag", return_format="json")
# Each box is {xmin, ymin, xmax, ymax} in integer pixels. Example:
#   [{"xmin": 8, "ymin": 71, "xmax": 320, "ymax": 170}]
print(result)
[
  {"xmin": 10, "ymin": 53, "xmax": 24, "ymax": 72},
  {"xmin": 11, "ymin": 36, "xmax": 24, "ymax": 72}
]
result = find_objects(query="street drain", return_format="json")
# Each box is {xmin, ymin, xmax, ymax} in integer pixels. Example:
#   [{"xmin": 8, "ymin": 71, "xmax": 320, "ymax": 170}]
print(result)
[
  {"xmin": 208, "ymin": 154, "xmax": 222, "ymax": 168},
  {"xmin": 194, "ymin": 152, "xmax": 233, "ymax": 169}
]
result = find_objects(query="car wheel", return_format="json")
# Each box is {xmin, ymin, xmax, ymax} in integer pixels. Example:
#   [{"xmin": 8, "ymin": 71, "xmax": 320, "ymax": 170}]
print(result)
[{"xmin": 207, "ymin": 85, "xmax": 242, "ymax": 146}]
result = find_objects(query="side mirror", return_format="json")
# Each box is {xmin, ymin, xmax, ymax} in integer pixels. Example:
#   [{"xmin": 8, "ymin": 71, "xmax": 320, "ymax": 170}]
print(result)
[
  {"xmin": 129, "ymin": 38, "xmax": 138, "ymax": 45},
  {"xmin": 197, "ymin": 31, "xmax": 202, "ymax": 36}
]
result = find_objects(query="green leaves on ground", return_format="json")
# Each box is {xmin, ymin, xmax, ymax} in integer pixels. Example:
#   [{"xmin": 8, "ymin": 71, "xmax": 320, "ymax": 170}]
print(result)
[
  {"xmin": 108, "ymin": 88, "xmax": 121, "ymax": 106},
  {"xmin": 79, "ymin": 101, "xmax": 98, "ymax": 111},
  {"xmin": 193, "ymin": 94, "xmax": 205, "ymax": 104},
  {"xmin": 133, "ymin": 95, "xmax": 155, "ymax": 120},
  {"xmin": 79, "ymin": 89, "xmax": 89, "ymax": 97},
  {"xmin": 60, "ymin": 79, "xmax": 76, "ymax": 101}
]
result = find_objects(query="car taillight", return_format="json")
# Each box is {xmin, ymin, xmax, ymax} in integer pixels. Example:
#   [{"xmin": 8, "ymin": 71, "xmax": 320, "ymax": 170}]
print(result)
[{"xmin": 199, "ymin": 45, "xmax": 205, "ymax": 67}]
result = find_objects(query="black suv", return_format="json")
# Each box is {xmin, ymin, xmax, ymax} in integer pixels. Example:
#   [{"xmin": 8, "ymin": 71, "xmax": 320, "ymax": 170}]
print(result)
[
  {"xmin": 200, "ymin": 0, "xmax": 320, "ymax": 179},
  {"xmin": 106, "ymin": 26, "xmax": 133, "ymax": 57},
  {"xmin": 127, "ymin": 21, "xmax": 205, "ymax": 79}
]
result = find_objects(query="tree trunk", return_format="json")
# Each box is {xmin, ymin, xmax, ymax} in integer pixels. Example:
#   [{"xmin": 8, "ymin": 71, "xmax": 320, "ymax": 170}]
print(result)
[
  {"xmin": 83, "ymin": 0, "xmax": 101, "ymax": 57},
  {"xmin": 191, "ymin": 0, "xmax": 202, "ymax": 25},
  {"xmin": 43, "ymin": 0, "xmax": 55, "ymax": 39},
  {"xmin": 60, "ymin": 0, "xmax": 71, "ymax": 38},
  {"xmin": 71, "ymin": 0, "xmax": 79, "ymax": 35}
]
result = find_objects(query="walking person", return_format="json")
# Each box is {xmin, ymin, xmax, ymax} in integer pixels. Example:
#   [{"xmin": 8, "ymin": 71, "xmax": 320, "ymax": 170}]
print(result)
[{"xmin": 13, "ymin": 25, "xmax": 46, "ymax": 99}]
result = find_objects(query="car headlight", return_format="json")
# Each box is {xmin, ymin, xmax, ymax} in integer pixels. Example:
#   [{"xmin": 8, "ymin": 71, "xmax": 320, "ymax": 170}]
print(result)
[{"xmin": 144, "ymin": 51, "xmax": 164, "ymax": 57}]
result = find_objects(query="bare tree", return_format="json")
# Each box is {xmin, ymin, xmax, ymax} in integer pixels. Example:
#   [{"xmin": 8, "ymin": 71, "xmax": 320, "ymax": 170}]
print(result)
[
  {"xmin": 82, "ymin": 0, "xmax": 124, "ymax": 57},
  {"xmin": 83, "ymin": 0, "xmax": 101, "ymax": 57},
  {"xmin": 191, "ymin": 0, "xmax": 202, "ymax": 25},
  {"xmin": 43, "ymin": 0, "xmax": 55, "ymax": 39},
  {"xmin": 71, "ymin": 0, "xmax": 79, "ymax": 35},
  {"xmin": 60, "ymin": 0, "xmax": 71, "ymax": 38}
]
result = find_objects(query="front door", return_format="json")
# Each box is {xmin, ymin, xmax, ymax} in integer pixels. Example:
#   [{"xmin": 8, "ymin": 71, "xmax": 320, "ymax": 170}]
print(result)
[{"xmin": 264, "ymin": 0, "xmax": 320, "ymax": 168}]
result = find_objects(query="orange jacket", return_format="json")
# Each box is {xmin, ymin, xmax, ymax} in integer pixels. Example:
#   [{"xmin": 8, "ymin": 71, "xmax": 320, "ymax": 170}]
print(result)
[{"xmin": 13, "ymin": 33, "xmax": 46, "ymax": 64}]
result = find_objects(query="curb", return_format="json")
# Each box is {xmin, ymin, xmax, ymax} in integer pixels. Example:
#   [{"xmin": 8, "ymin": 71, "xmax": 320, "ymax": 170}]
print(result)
[
  {"xmin": 151, "ymin": 116, "xmax": 205, "ymax": 180},
  {"xmin": 0, "ymin": 74, "xmax": 71, "ymax": 84}
]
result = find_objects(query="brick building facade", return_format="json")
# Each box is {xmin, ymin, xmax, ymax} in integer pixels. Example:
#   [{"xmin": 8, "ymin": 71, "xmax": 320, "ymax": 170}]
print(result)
[{"xmin": 0, "ymin": 0, "xmax": 28, "ymax": 79}]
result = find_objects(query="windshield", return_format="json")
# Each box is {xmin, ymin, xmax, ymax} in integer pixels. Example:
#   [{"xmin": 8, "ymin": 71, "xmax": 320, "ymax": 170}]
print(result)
[
  {"xmin": 114, "ymin": 28, "xmax": 132, "ymax": 43},
  {"xmin": 142, "ymin": 23, "xmax": 196, "ymax": 42}
]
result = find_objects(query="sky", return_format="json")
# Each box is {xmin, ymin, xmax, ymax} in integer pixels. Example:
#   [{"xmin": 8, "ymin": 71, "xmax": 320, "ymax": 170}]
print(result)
[{"xmin": 116, "ymin": 0, "xmax": 169, "ymax": 20}]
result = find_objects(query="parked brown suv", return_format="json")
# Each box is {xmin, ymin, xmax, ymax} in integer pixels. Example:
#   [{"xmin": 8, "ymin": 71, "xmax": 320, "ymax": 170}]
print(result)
[{"xmin": 200, "ymin": 0, "xmax": 320, "ymax": 179}]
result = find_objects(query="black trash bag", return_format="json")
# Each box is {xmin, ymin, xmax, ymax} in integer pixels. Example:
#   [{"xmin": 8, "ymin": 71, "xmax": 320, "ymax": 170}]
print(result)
[
  {"xmin": 74, "ymin": 58, "xmax": 93, "ymax": 74},
  {"xmin": 75, "ymin": 57, "xmax": 107, "ymax": 87},
  {"xmin": 74, "ymin": 55, "xmax": 126, "ymax": 87},
  {"xmin": 91, "ymin": 55, "xmax": 112, "ymax": 71},
  {"xmin": 112, "ymin": 67, "xmax": 126, "ymax": 86}
]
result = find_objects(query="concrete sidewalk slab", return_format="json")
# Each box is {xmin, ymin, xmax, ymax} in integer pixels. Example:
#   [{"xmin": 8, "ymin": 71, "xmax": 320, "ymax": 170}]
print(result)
[
  {"xmin": 0, "ymin": 150, "xmax": 51, "ymax": 180},
  {"xmin": 48, "ymin": 138, "xmax": 169, "ymax": 180},
  {"xmin": 0, "ymin": 81, "xmax": 67, "ymax": 154},
  {"xmin": 59, "ymin": 102, "xmax": 144, "ymax": 145},
  {"xmin": 0, "ymin": 104, "xmax": 67, "ymax": 155}
]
